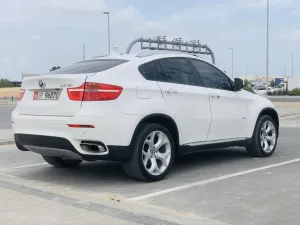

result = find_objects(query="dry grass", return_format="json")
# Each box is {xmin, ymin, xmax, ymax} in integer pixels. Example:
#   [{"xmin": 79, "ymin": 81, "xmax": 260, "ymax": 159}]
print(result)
[
  {"xmin": 273, "ymin": 102, "xmax": 300, "ymax": 109},
  {"xmin": 0, "ymin": 87, "xmax": 20, "ymax": 98}
]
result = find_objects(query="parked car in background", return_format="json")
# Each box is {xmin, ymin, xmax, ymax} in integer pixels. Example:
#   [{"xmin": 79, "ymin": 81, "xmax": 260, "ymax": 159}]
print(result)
[{"xmin": 253, "ymin": 86, "xmax": 275, "ymax": 95}]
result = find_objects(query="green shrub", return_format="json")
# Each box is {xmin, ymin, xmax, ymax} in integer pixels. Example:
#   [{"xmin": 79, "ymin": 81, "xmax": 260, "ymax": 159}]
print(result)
[
  {"xmin": 288, "ymin": 88, "xmax": 300, "ymax": 96},
  {"xmin": 274, "ymin": 90, "xmax": 286, "ymax": 96},
  {"xmin": 243, "ymin": 86, "xmax": 255, "ymax": 94},
  {"xmin": 0, "ymin": 79, "xmax": 13, "ymax": 88}
]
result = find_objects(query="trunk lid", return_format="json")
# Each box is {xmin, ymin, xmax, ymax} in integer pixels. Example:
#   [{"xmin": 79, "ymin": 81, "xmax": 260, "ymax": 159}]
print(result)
[{"xmin": 17, "ymin": 73, "xmax": 92, "ymax": 117}]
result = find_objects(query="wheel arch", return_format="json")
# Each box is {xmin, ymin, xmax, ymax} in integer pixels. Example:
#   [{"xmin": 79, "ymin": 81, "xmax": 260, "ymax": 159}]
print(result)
[
  {"xmin": 130, "ymin": 113, "xmax": 181, "ymax": 152},
  {"xmin": 258, "ymin": 107, "xmax": 280, "ymax": 131}
]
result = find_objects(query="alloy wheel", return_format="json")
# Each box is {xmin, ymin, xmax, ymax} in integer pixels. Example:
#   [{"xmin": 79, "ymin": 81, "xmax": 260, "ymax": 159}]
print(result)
[
  {"xmin": 260, "ymin": 120, "xmax": 277, "ymax": 153},
  {"xmin": 142, "ymin": 131, "xmax": 171, "ymax": 176}
]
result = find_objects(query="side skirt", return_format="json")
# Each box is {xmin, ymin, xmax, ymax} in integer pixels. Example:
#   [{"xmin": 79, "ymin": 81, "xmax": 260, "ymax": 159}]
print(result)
[{"xmin": 178, "ymin": 139, "xmax": 251, "ymax": 156}]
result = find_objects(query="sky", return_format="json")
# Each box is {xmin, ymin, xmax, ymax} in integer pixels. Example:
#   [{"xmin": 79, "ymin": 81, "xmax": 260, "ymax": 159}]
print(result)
[{"xmin": 0, "ymin": 0, "xmax": 299, "ymax": 80}]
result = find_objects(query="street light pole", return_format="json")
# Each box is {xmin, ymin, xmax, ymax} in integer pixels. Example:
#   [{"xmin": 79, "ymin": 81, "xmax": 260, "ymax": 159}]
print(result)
[
  {"xmin": 230, "ymin": 48, "xmax": 234, "ymax": 79},
  {"xmin": 103, "ymin": 12, "xmax": 111, "ymax": 55},
  {"xmin": 290, "ymin": 54, "xmax": 294, "ymax": 78},
  {"xmin": 266, "ymin": 0, "xmax": 269, "ymax": 92},
  {"xmin": 83, "ymin": 44, "xmax": 85, "ymax": 61}
]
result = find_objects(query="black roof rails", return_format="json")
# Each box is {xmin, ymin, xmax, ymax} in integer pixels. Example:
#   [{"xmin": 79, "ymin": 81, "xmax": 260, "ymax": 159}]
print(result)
[{"xmin": 126, "ymin": 36, "xmax": 216, "ymax": 64}]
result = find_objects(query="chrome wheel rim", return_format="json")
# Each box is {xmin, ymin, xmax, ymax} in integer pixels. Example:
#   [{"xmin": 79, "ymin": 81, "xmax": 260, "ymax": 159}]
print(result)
[
  {"xmin": 260, "ymin": 120, "xmax": 277, "ymax": 153},
  {"xmin": 142, "ymin": 131, "xmax": 171, "ymax": 176}
]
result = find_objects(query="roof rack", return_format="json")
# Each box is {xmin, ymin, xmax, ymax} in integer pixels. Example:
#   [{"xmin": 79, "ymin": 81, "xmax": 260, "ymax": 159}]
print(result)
[{"xmin": 126, "ymin": 36, "xmax": 216, "ymax": 64}]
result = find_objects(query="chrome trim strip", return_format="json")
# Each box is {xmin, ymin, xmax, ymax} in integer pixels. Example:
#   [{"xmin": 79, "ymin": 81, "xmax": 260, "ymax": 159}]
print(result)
[{"xmin": 183, "ymin": 138, "xmax": 246, "ymax": 147}]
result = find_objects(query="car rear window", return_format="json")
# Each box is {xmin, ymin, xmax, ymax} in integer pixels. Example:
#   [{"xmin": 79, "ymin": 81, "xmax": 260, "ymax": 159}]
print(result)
[{"xmin": 48, "ymin": 59, "xmax": 129, "ymax": 75}]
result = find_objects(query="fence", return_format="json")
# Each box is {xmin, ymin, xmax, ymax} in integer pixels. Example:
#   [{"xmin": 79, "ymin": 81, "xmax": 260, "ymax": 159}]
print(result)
[{"xmin": 0, "ymin": 96, "xmax": 18, "ymax": 102}]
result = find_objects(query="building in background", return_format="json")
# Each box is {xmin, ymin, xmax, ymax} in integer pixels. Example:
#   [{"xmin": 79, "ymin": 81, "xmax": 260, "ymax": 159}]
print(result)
[{"xmin": 10, "ymin": 81, "xmax": 22, "ymax": 87}]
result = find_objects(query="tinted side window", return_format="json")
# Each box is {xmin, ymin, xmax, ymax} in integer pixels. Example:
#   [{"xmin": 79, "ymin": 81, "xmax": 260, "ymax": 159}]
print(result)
[
  {"xmin": 48, "ymin": 59, "xmax": 128, "ymax": 75},
  {"xmin": 138, "ymin": 62, "xmax": 156, "ymax": 81},
  {"xmin": 158, "ymin": 58, "xmax": 197, "ymax": 86},
  {"xmin": 190, "ymin": 59, "xmax": 233, "ymax": 91}
]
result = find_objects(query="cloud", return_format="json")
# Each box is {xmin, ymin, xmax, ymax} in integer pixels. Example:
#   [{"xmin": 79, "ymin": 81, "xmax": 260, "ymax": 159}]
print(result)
[
  {"xmin": 33, "ymin": 0, "xmax": 107, "ymax": 12},
  {"xmin": 32, "ymin": 34, "xmax": 41, "ymax": 39},
  {"xmin": 291, "ymin": 11, "xmax": 298, "ymax": 16},
  {"xmin": 19, "ymin": 59, "xmax": 25, "ymax": 63},
  {"xmin": 113, "ymin": 6, "xmax": 168, "ymax": 36},
  {"xmin": 289, "ymin": 29, "xmax": 300, "ymax": 41},
  {"xmin": 0, "ymin": 57, "xmax": 9, "ymax": 63},
  {"xmin": 240, "ymin": 0, "xmax": 295, "ymax": 8}
]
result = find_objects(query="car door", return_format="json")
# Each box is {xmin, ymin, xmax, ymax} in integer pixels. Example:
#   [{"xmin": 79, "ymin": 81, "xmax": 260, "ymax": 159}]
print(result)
[
  {"xmin": 189, "ymin": 58, "xmax": 248, "ymax": 141},
  {"xmin": 154, "ymin": 57, "xmax": 212, "ymax": 145}
]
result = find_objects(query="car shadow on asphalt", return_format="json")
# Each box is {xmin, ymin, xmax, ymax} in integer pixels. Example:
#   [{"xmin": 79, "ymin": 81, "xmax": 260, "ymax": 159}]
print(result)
[{"xmin": 14, "ymin": 147, "xmax": 251, "ymax": 186}]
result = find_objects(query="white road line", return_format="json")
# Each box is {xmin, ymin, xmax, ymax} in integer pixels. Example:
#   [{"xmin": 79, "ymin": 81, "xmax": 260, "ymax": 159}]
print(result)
[
  {"xmin": 0, "ymin": 163, "xmax": 47, "ymax": 171},
  {"xmin": 129, "ymin": 158, "xmax": 300, "ymax": 201}
]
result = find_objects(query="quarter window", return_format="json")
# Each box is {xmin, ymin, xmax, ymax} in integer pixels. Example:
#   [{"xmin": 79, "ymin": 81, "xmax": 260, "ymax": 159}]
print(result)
[
  {"xmin": 190, "ymin": 59, "xmax": 233, "ymax": 91},
  {"xmin": 138, "ymin": 62, "xmax": 156, "ymax": 81}
]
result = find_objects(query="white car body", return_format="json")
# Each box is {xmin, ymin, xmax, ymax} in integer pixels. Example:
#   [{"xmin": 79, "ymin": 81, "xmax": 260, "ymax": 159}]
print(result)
[{"xmin": 12, "ymin": 51, "xmax": 280, "ymax": 181}]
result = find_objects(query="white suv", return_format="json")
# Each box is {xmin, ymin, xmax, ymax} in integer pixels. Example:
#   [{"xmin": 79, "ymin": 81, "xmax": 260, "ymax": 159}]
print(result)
[{"xmin": 12, "ymin": 37, "xmax": 279, "ymax": 182}]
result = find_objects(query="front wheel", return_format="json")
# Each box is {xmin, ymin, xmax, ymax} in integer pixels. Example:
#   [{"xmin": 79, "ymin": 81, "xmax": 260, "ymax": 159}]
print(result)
[
  {"xmin": 246, "ymin": 115, "xmax": 278, "ymax": 157},
  {"xmin": 42, "ymin": 156, "xmax": 82, "ymax": 168},
  {"xmin": 122, "ymin": 123, "xmax": 175, "ymax": 182}
]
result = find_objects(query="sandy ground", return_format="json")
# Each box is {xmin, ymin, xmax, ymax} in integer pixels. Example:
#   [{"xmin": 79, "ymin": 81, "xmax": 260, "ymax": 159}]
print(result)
[
  {"xmin": 0, "ymin": 88, "xmax": 20, "ymax": 98},
  {"xmin": 273, "ymin": 102, "xmax": 300, "ymax": 111}
]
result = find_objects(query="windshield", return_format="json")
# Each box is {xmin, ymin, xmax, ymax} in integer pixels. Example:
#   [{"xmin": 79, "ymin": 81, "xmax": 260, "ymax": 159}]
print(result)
[{"xmin": 48, "ymin": 59, "xmax": 129, "ymax": 75}]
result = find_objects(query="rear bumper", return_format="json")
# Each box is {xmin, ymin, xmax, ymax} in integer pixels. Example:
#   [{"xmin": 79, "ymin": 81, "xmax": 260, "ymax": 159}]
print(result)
[
  {"xmin": 14, "ymin": 134, "xmax": 131, "ymax": 161},
  {"xmin": 12, "ymin": 110, "xmax": 143, "ymax": 161}
]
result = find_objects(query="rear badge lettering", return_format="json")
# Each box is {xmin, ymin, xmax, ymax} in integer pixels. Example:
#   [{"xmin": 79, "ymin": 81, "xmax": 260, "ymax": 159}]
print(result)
[{"xmin": 61, "ymin": 84, "xmax": 73, "ymax": 88}]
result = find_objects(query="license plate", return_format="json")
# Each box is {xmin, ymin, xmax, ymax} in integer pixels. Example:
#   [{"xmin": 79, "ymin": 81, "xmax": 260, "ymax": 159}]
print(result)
[{"xmin": 33, "ymin": 91, "xmax": 61, "ymax": 100}]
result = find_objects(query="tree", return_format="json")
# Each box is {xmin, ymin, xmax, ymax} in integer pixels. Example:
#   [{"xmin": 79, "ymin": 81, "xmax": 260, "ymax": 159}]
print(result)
[
  {"xmin": 244, "ymin": 79, "xmax": 251, "ymax": 88},
  {"xmin": 50, "ymin": 66, "xmax": 61, "ymax": 72},
  {"xmin": 270, "ymin": 79, "xmax": 275, "ymax": 87},
  {"xmin": 0, "ymin": 78, "xmax": 13, "ymax": 88},
  {"xmin": 243, "ymin": 79, "xmax": 255, "ymax": 94}
]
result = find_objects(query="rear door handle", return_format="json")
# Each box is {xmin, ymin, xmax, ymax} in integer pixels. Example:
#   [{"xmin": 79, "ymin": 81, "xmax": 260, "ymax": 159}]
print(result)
[
  {"xmin": 165, "ymin": 89, "xmax": 178, "ymax": 94},
  {"xmin": 210, "ymin": 93, "xmax": 220, "ymax": 98}
]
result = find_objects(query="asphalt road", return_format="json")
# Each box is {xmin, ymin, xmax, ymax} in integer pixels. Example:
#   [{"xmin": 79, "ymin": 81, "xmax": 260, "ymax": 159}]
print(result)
[
  {"xmin": 0, "ymin": 105, "xmax": 15, "ymax": 129},
  {"xmin": 0, "ymin": 117, "xmax": 300, "ymax": 224}
]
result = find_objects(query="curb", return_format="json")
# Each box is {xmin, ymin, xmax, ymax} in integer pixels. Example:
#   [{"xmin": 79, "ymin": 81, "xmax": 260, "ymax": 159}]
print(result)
[
  {"xmin": 0, "ymin": 140, "xmax": 15, "ymax": 146},
  {"xmin": 0, "ymin": 102, "xmax": 17, "ymax": 106}
]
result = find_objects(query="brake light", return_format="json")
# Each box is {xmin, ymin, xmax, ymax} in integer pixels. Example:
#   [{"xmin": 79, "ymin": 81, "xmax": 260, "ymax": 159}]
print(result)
[
  {"xmin": 67, "ymin": 82, "xmax": 123, "ymax": 101},
  {"xmin": 19, "ymin": 89, "xmax": 25, "ymax": 101},
  {"xmin": 67, "ymin": 84, "xmax": 85, "ymax": 101}
]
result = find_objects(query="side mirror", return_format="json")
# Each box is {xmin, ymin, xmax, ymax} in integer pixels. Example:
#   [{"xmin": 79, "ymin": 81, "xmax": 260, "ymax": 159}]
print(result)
[{"xmin": 234, "ymin": 78, "xmax": 244, "ymax": 91}]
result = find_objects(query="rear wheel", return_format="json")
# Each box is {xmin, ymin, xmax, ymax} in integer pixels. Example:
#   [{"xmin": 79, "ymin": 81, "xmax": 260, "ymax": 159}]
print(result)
[
  {"xmin": 246, "ymin": 115, "xmax": 278, "ymax": 157},
  {"xmin": 122, "ymin": 123, "xmax": 175, "ymax": 182},
  {"xmin": 42, "ymin": 156, "xmax": 82, "ymax": 168}
]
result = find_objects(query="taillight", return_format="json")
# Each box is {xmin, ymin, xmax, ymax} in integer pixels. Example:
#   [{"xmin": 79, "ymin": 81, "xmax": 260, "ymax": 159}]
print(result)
[
  {"xmin": 19, "ymin": 89, "xmax": 25, "ymax": 101},
  {"xmin": 67, "ymin": 84, "xmax": 85, "ymax": 101},
  {"xmin": 67, "ymin": 82, "xmax": 123, "ymax": 101}
]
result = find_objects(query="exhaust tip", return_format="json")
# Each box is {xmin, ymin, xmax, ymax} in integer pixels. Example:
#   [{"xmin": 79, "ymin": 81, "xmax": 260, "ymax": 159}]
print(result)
[{"xmin": 80, "ymin": 141, "xmax": 107, "ymax": 154}]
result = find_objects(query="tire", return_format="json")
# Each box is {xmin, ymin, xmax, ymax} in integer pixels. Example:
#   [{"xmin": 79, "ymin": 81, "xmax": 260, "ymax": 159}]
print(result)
[
  {"xmin": 42, "ymin": 155, "xmax": 82, "ymax": 168},
  {"xmin": 122, "ymin": 123, "xmax": 175, "ymax": 182},
  {"xmin": 246, "ymin": 115, "xmax": 278, "ymax": 157}
]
